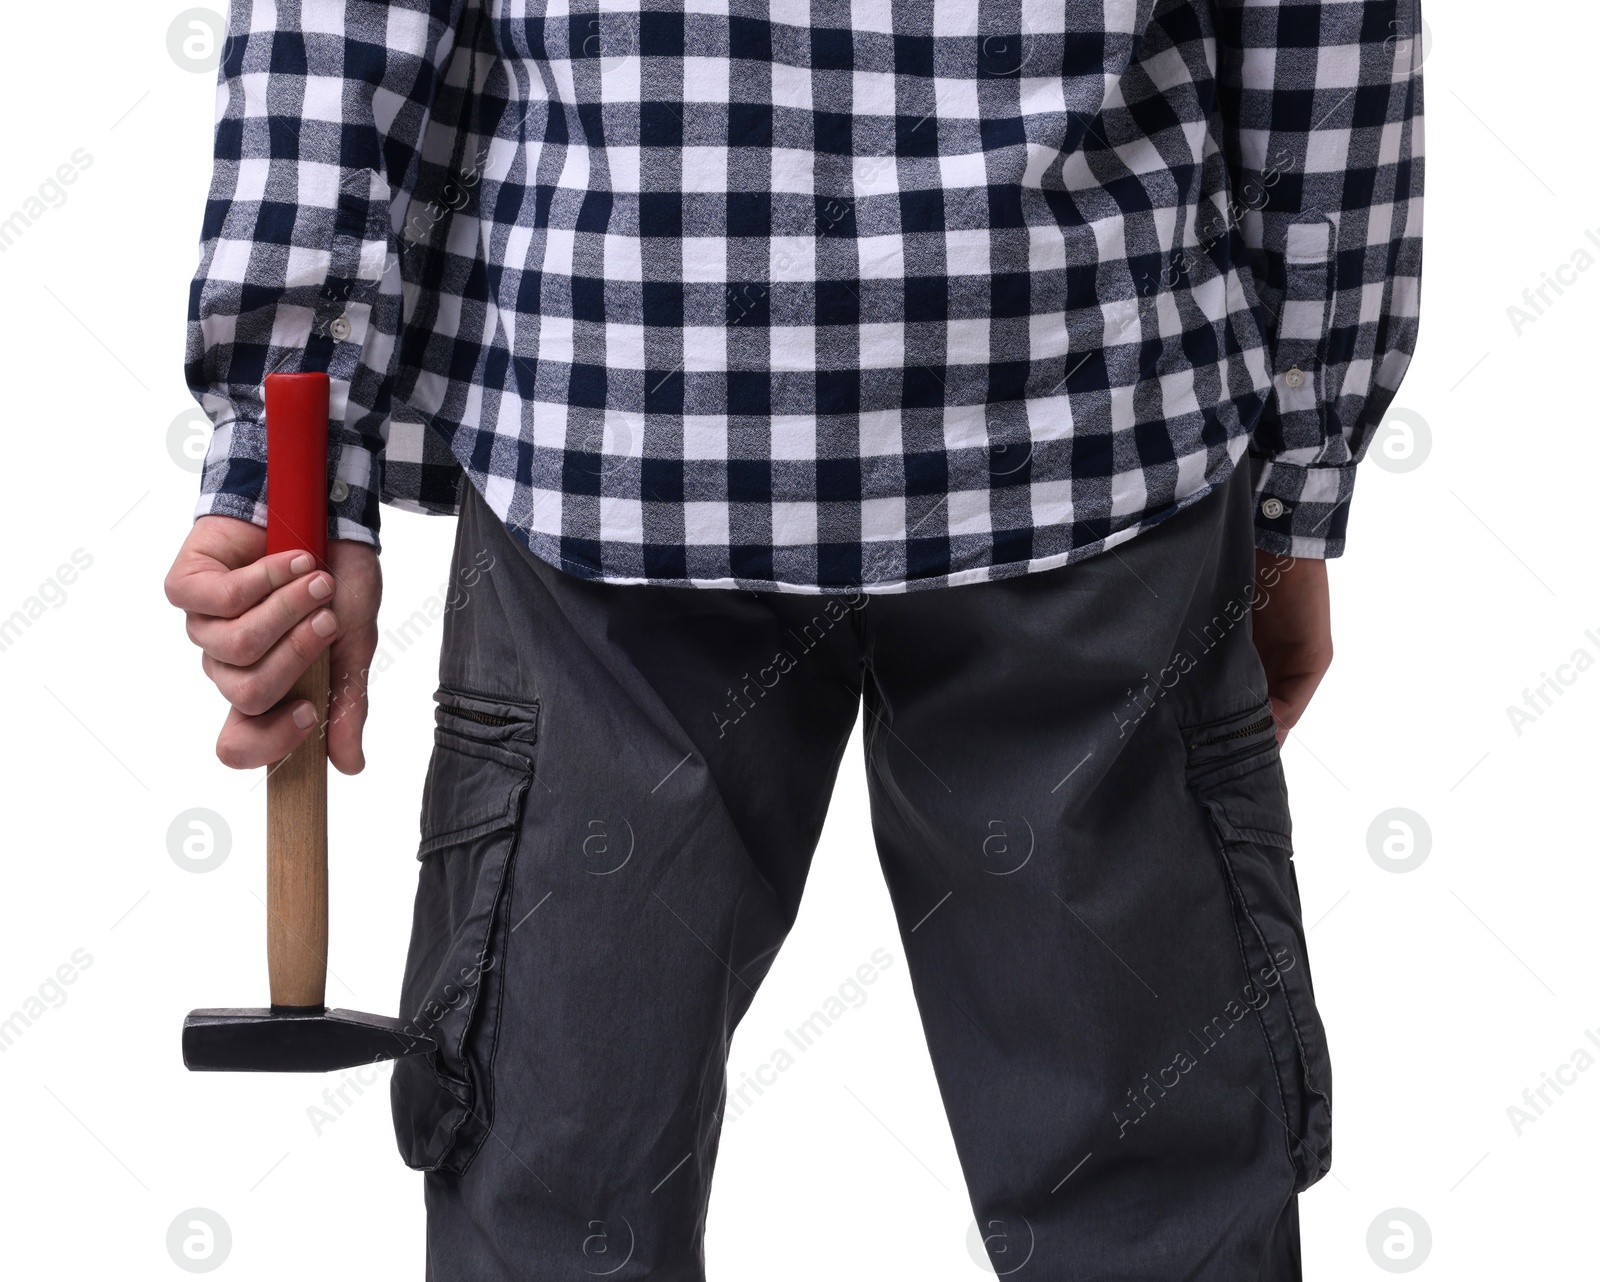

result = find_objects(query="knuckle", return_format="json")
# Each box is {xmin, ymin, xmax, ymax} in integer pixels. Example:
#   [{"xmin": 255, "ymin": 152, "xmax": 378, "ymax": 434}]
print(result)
[
  {"xmin": 276, "ymin": 587, "xmax": 304, "ymax": 630},
  {"xmin": 220, "ymin": 625, "xmax": 265, "ymax": 668},
  {"xmin": 203, "ymin": 627, "xmax": 238, "ymax": 666},
  {"xmin": 287, "ymin": 624, "xmax": 323, "ymax": 667},
  {"xmin": 214, "ymin": 571, "xmax": 257, "ymax": 618},
  {"xmin": 233, "ymin": 675, "xmax": 274, "ymax": 718},
  {"xmin": 216, "ymin": 635, "xmax": 249, "ymax": 667}
]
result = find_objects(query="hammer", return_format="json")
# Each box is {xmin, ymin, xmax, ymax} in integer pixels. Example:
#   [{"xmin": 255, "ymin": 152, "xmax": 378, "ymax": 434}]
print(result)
[{"xmin": 183, "ymin": 371, "xmax": 434, "ymax": 1073}]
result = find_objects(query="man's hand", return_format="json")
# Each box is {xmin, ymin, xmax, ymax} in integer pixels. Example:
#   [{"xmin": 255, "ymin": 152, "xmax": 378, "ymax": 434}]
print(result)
[
  {"xmin": 1252, "ymin": 550, "xmax": 1332, "ymax": 745},
  {"xmin": 166, "ymin": 515, "xmax": 381, "ymax": 773}
]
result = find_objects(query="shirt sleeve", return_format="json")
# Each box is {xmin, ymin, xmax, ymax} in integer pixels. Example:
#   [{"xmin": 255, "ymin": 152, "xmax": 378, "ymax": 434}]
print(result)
[
  {"xmin": 186, "ymin": 0, "xmax": 468, "ymax": 548},
  {"xmin": 1215, "ymin": 0, "xmax": 1425, "ymax": 558}
]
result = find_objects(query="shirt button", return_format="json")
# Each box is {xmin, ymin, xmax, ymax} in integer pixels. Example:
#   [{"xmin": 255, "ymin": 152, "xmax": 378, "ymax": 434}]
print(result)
[
  {"xmin": 1260, "ymin": 497, "xmax": 1286, "ymax": 520},
  {"xmin": 328, "ymin": 314, "xmax": 352, "ymax": 342},
  {"xmin": 1283, "ymin": 367, "xmax": 1306, "ymax": 389},
  {"xmin": 329, "ymin": 479, "xmax": 351, "ymax": 503}
]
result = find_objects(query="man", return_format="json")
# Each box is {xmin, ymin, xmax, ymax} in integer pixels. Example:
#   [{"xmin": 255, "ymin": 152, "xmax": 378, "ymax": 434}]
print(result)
[{"xmin": 168, "ymin": 0, "xmax": 1422, "ymax": 1276}]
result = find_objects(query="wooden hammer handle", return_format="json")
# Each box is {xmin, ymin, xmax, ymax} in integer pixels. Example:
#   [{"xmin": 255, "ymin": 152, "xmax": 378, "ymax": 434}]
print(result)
[
  {"xmin": 267, "ymin": 652, "xmax": 329, "ymax": 1007},
  {"xmin": 263, "ymin": 372, "xmax": 332, "ymax": 1010}
]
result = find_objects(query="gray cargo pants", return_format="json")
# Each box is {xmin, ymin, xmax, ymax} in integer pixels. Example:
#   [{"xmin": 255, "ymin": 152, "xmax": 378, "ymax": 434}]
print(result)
[{"xmin": 391, "ymin": 465, "xmax": 1327, "ymax": 1280}]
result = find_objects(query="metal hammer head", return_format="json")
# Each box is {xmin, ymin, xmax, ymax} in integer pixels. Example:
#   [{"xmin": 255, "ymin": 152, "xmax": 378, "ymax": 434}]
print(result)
[{"xmin": 183, "ymin": 1007, "xmax": 434, "ymax": 1073}]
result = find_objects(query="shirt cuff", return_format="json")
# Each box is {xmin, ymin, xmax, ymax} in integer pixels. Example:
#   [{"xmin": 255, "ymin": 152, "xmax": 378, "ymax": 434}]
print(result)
[
  {"xmin": 329, "ymin": 435, "xmax": 382, "ymax": 549},
  {"xmin": 193, "ymin": 417, "xmax": 382, "ymax": 551},
  {"xmin": 1248, "ymin": 457, "xmax": 1357, "ymax": 560}
]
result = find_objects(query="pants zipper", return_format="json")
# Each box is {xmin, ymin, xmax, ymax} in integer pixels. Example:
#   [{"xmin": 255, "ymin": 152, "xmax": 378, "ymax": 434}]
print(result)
[
  {"xmin": 447, "ymin": 707, "xmax": 520, "ymax": 728},
  {"xmin": 1189, "ymin": 714, "xmax": 1275, "ymax": 749}
]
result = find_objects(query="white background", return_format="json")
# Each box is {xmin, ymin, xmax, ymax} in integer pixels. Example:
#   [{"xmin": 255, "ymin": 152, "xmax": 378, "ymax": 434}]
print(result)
[{"xmin": 0, "ymin": 3, "xmax": 1594, "ymax": 1277}]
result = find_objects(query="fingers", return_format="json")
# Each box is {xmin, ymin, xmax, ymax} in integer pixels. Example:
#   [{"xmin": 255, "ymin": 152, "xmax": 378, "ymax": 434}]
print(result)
[
  {"xmin": 178, "ymin": 533, "xmax": 384, "ymax": 775},
  {"xmin": 185, "ymin": 568, "xmax": 337, "ymax": 666},
  {"xmin": 215, "ymin": 701, "xmax": 320, "ymax": 771},
  {"xmin": 208, "ymin": 616, "xmax": 376, "ymax": 774},
  {"xmin": 168, "ymin": 546, "xmax": 317, "ymax": 619},
  {"xmin": 201, "ymin": 610, "xmax": 340, "ymax": 717}
]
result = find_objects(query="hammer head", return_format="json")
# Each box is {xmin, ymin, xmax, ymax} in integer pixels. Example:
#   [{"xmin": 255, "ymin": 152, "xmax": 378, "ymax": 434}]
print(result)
[{"xmin": 183, "ymin": 1007, "xmax": 434, "ymax": 1073}]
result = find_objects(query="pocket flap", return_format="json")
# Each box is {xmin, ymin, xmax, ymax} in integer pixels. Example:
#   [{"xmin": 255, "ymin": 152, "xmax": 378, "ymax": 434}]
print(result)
[
  {"xmin": 1200, "ymin": 773, "xmax": 1293, "ymax": 852},
  {"xmin": 419, "ymin": 690, "xmax": 539, "ymax": 856},
  {"xmin": 1183, "ymin": 702, "xmax": 1292, "ymax": 849}
]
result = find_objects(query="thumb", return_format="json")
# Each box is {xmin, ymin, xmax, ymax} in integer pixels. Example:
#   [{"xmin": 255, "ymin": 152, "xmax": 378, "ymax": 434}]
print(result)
[{"xmin": 326, "ymin": 625, "xmax": 376, "ymax": 774}]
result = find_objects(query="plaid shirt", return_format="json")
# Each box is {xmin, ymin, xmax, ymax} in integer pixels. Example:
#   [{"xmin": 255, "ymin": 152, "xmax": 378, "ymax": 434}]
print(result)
[{"xmin": 188, "ymin": 0, "xmax": 1423, "ymax": 592}]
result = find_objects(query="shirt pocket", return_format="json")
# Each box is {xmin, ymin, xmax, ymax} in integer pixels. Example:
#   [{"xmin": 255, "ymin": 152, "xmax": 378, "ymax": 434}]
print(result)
[
  {"xmin": 1183, "ymin": 700, "xmax": 1332, "ymax": 1193},
  {"xmin": 390, "ymin": 688, "xmax": 539, "ymax": 1174}
]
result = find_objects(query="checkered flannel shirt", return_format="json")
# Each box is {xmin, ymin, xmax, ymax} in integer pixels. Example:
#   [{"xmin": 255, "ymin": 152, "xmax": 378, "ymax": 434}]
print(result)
[{"xmin": 188, "ymin": 0, "xmax": 1423, "ymax": 592}]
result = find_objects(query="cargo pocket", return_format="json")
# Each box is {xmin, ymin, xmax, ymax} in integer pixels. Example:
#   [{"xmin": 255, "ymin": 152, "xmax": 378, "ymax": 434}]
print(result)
[
  {"xmin": 1183, "ymin": 700, "xmax": 1332, "ymax": 1192},
  {"xmin": 391, "ymin": 688, "xmax": 539, "ymax": 1174}
]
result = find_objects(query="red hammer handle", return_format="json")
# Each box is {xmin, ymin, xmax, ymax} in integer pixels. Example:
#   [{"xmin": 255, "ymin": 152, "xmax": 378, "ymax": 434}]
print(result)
[
  {"xmin": 263, "ymin": 372, "xmax": 331, "ymax": 1010},
  {"xmin": 265, "ymin": 373, "xmax": 330, "ymax": 564}
]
